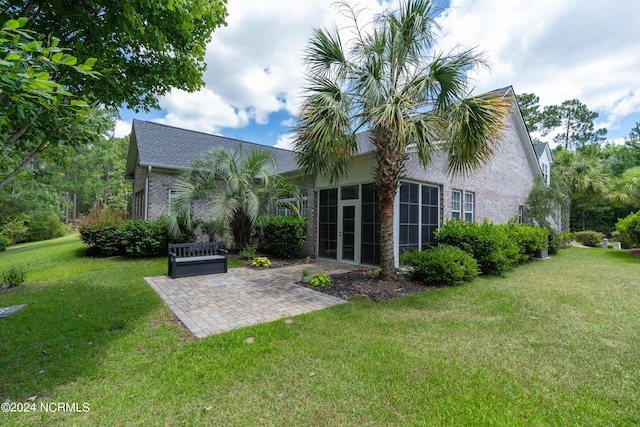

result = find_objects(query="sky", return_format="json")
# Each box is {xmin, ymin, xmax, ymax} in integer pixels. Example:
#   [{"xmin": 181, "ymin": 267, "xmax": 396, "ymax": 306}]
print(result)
[{"xmin": 116, "ymin": 0, "xmax": 640, "ymax": 148}]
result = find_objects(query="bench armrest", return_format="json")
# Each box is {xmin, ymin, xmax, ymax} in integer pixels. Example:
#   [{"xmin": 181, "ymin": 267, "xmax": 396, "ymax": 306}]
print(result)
[
  {"xmin": 218, "ymin": 248, "xmax": 228, "ymax": 256},
  {"xmin": 168, "ymin": 252, "xmax": 177, "ymax": 261}
]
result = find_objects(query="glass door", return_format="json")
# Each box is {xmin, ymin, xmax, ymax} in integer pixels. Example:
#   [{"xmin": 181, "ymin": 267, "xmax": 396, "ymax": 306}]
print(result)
[{"xmin": 338, "ymin": 201, "xmax": 359, "ymax": 262}]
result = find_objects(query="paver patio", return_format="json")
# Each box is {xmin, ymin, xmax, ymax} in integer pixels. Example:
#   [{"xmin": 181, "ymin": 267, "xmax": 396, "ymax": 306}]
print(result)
[{"xmin": 145, "ymin": 261, "xmax": 356, "ymax": 338}]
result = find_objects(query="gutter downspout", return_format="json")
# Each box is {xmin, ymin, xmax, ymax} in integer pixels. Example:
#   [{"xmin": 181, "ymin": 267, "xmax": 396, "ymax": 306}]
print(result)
[{"xmin": 144, "ymin": 165, "xmax": 151, "ymax": 220}]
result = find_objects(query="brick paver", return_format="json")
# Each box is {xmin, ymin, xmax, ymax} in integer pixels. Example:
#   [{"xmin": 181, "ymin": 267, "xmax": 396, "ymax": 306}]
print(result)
[{"xmin": 145, "ymin": 261, "xmax": 356, "ymax": 338}]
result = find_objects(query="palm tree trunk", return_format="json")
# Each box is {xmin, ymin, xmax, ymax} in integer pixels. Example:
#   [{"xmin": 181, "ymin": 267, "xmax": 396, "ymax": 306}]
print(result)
[{"xmin": 373, "ymin": 130, "xmax": 405, "ymax": 280}]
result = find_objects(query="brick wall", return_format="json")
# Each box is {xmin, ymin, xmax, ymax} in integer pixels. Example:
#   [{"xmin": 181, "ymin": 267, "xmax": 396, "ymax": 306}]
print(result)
[{"xmin": 404, "ymin": 118, "xmax": 534, "ymax": 224}]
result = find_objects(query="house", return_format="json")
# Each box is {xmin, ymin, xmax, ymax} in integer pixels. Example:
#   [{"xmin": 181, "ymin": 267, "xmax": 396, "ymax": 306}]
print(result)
[{"xmin": 125, "ymin": 86, "xmax": 551, "ymax": 266}]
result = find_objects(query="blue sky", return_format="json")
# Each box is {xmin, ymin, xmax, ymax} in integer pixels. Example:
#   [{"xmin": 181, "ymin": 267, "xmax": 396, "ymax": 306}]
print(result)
[{"xmin": 117, "ymin": 0, "xmax": 640, "ymax": 148}]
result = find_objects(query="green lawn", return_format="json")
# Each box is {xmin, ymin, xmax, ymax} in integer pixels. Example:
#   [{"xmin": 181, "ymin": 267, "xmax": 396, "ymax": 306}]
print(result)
[{"xmin": 0, "ymin": 235, "xmax": 639, "ymax": 426}]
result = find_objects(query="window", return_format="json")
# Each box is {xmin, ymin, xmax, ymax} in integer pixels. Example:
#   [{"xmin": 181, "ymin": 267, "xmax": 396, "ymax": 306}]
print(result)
[
  {"xmin": 464, "ymin": 192, "xmax": 474, "ymax": 223},
  {"xmin": 399, "ymin": 182, "xmax": 420, "ymax": 254},
  {"xmin": 399, "ymin": 181, "xmax": 440, "ymax": 256},
  {"xmin": 540, "ymin": 162, "xmax": 550, "ymax": 185},
  {"xmin": 451, "ymin": 190, "xmax": 461, "ymax": 220},
  {"xmin": 167, "ymin": 189, "xmax": 176, "ymax": 215},
  {"xmin": 133, "ymin": 189, "xmax": 145, "ymax": 219},
  {"xmin": 318, "ymin": 188, "xmax": 338, "ymax": 259},
  {"xmin": 341, "ymin": 185, "xmax": 359, "ymax": 200},
  {"xmin": 361, "ymin": 183, "xmax": 380, "ymax": 265},
  {"xmin": 275, "ymin": 191, "xmax": 308, "ymax": 217},
  {"xmin": 518, "ymin": 205, "xmax": 525, "ymax": 224}
]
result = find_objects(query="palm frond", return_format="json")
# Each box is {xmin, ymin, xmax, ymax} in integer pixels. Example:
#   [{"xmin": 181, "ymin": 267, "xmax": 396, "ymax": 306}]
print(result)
[{"xmin": 444, "ymin": 92, "xmax": 511, "ymax": 176}]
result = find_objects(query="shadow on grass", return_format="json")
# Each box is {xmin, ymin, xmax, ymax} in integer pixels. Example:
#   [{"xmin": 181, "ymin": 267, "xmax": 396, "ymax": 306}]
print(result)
[{"xmin": 604, "ymin": 250, "xmax": 640, "ymax": 264}]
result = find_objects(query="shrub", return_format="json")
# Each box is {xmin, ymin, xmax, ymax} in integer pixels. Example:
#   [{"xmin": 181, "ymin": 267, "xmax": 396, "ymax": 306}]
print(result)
[
  {"xmin": 613, "ymin": 211, "xmax": 640, "ymax": 249},
  {"xmin": 240, "ymin": 244, "xmax": 257, "ymax": 259},
  {"xmin": 260, "ymin": 215, "xmax": 307, "ymax": 258},
  {"xmin": 309, "ymin": 273, "xmax": 332, "ymax": 287},
  {"xmin": 2, "ymin": 266, "xmax": 27, "ymax": 287},
  {"xmin": 24, "ymin": 213, "xmax": 67, "ymax": 242},
  {"xmin": 0, "ymin": 234, "xmax": 11, "ymax": 252},
  {"xmin": 121, "ymin": 218, "xmax": 169, "ymax": 257},
  {"xmin": 434, "ymin": 219, "xmax": 516, "ymax": 275},
  {"xmin": 400, "ymin": 246, "xmax": 479, "ymax": 286},
  {"xmin": 575, "ymin": 231, "xmax": 604, "ymax": 247},
  {"xmin": 251, "ymin": 256, "xmax": 271, "ymax": 268},
  {"xmin": 504, "ymin": 224, "xmax": 548, "ymax": 263},
  {"xmin": 78, "ymin": 207, "xmax": 128, "ymax": 256},
  {"xmin": 1, "ymin": 216, "xmax": 28, "ymax": 244}
]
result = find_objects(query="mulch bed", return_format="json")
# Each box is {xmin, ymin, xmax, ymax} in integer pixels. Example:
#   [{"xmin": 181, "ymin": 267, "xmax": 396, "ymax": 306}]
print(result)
[{"xmin": 299, "ymin": 269, "xmax": 430, "ymax": 302}]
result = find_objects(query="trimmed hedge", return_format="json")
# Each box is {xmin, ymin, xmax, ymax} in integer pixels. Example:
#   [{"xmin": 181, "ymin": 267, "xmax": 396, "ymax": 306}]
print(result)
[
  {"xmin": 260, "ymin": 215, "xmax": 307, "ymax": 258},
  {"xmin": 574, "ymin": 231, "xmax": 604, "ymax": 247},
  {"xmin": 434, "ymin": 220, "xmax": 548, "ymax": 275},
  {"xmin": 400, "ymin": 246, "xmax": 479, "ymax": 286}
]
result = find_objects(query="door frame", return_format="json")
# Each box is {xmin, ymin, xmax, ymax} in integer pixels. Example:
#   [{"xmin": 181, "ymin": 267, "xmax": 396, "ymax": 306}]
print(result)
[{"xmin": 337, "ymin": 199, "xmax": 360, "ymax": 263}]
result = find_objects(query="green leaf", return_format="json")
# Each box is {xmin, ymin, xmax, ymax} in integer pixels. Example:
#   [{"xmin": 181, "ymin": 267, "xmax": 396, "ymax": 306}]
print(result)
[
  {"xmin": 36, "ymin": 71, "xmax": 50, "ymax": 81},
  {"xmin": 84, "ymin": 57, "xmax": 97, "ymax": 68},
  {"xmin": 61, "ymin": 55, "xmax": 77, "ymax": 66},
  {"xmin": 5, "ymin": 53, "xmax": 21, "ymax": 61},
  {"xmin": 51, "ymin": 52, "xmax": 63, "ymax": 62},
  {"xmin": 5, "ymin": 20, "xmax": 20, "ymax": 29}
]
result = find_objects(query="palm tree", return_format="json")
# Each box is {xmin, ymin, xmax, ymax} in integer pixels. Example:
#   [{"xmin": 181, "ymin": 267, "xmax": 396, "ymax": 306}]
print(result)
[
  {"xmin": 167, "ymin": 147, "xmax": 300, "ymax": 249},
  {"xmin": 293, "ymin": 0, "xmax": 510, "ymax": 279},
  {"xmin": 611, "ymin": 166, "xmax": 640, "ymax": 208},
  {"xmin": 552, "ymin": 149, "xmax": 607, "ymax": 231}
]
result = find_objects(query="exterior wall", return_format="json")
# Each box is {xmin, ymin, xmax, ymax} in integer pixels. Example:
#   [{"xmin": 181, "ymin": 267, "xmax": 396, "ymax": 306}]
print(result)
[
  {"xmin": 404, "ymin": 117, "xmax": 534, "ymax": 225},
  {"xmin": 296, "ymin": 175, "xmax": 317, "ymax": 257}
]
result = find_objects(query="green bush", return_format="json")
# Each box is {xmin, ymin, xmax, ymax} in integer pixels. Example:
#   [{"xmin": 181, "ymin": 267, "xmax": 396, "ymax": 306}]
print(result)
[
  {"xmin": 400, "ymin": 246, "xmax": 479, "ymax": 286},
  {"xmin": 574, "ymin": 231, "xmax": 604, "ymax": 247},
  {"xmin": 1, "ymin": 216, "xmax": 28, "ymax": 244},
  {"xmin": 504, "ymin": 224, "xmax": 548, "ymax": 263},
  {"xmin": 79, "ymin": 207, "xmax": 173, "ymax": 257},
  {"xmin": 309, "ymin": 273, "xmax": 332, "ymax": 287},
  {"xmin": 78, "ymin": 206, "xmax": 128, "ymax": 255},
  {"xmin": 121, "ymin": 218, "xmax": 169, "ymax": 257},
  {"xmin": 613, "ymin": 211, "xmax": 640, "ymax": 249},
  {"xmin": 260, "ymin": 215, "xmax": 307, "ymax": 258},
  {"xmin": 2, "ymin": 266, "xmax": 27, "ymax": 287},
  {"xmin": 434, "ymin": 219, "xmax": 516, "ymax": 275},
  {"xmin": 0, "ymin": 234, "xmax": 10, "ymax": 252},
  {"xmin": 240, "ymin": 244, "xmax": 257, "ymax": 259},
  {"xmin": 24, "ymin": 213, "xmax": 68, "ymax": 242}
]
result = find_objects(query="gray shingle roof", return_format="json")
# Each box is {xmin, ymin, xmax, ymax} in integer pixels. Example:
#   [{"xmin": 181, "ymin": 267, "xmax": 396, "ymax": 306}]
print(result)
[
  {"xmin": 126, "ymin": 120, "xmax": 298, "ymax": 178},
  {"xmin": 532, "ymin": 142, "xmax": 547, "ymax": 158}
]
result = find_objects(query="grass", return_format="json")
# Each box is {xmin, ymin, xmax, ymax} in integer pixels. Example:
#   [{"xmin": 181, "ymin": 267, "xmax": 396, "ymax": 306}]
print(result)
[{"xmin": 0, "ymin": 236, "xmax": 639, "ymax": 425}]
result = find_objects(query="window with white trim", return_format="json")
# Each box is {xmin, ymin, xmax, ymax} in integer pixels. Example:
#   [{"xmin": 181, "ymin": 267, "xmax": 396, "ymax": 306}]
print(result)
[
  {"xmin": 540, "ymin": 162, "xmax": 550, "ymax": 185},
  {"xmin": 464, "ymin": 192, "xmax": 474, "ymax": 223},
  {"xmin": 451, "ymin": 190, "xmax": 461, "ymax": 220}
]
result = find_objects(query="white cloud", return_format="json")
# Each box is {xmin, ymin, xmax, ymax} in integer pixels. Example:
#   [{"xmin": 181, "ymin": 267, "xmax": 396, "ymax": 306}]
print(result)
[
  {"xmin": 274, "ymin": 133, "xmax": 296, "ymax": 151},
  {"xmin": 139, "ymin": 0, "xmax": 640, "ymax": 143},
  {"xmin": 437, "ymin": 0, "xmax": 640, "ymax": 138},
  {"xmin": 154, "ymin": 89, "xmax": 249, "ymax": 134},
  {"xmin": 113, "ymin": 120, "xmax": 132, "ymax": 138}
]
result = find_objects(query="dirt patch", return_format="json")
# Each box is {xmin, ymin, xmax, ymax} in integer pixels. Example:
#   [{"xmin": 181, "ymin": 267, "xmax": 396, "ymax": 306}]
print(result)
[{"xmin": 299, "ymin": 269, "xmax": 430, "ymax": 302}]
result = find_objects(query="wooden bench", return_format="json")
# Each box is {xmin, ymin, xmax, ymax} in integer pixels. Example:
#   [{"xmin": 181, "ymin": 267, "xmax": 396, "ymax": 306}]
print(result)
[{"xmin": 168, "ymin": 242, "xmax": 228, "ymax": 279}]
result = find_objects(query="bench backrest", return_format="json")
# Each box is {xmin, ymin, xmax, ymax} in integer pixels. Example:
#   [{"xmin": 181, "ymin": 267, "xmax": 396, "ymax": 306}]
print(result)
[{"xmin": 169, "ymin": 242, "xmax": 223, "ymax": 258}]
